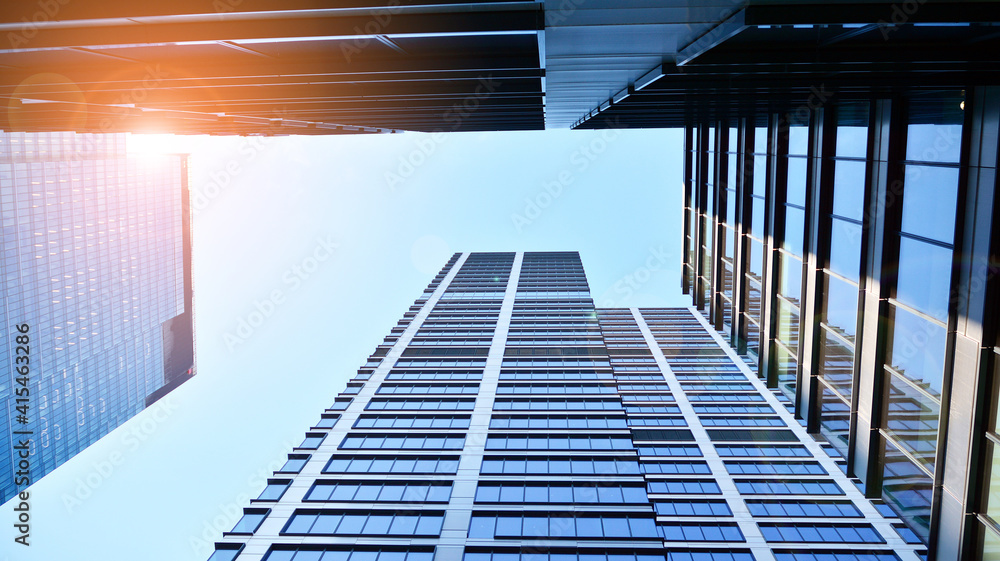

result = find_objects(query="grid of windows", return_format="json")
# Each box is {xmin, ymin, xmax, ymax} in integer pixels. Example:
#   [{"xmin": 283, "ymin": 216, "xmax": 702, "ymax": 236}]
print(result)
[
  {"xmin": 212, "ymin": 252, "xmax": 919, "ymax": 560},
  {"xmin": 468, "ymin": 513, "xmax": 659, "ymax": 539}
]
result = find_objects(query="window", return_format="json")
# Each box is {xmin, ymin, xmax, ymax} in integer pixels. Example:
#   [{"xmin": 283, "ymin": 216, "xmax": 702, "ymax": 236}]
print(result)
[
  {"xmin": 496, "ymin": 383, "xmax": 616, "ymax": 394},
  {"xmin": 479, "ymin": 455, "xmax": 640, "ymax": 475},
  {"xmin": 299, "ymin": 433, "xmax": 326, "ymax": 449},
  {"xmin": 283, "ymin": 510, "xmax": 445, "ymax": 536},
  {"xmin": 464, "ymin": 551, "xmax": 670, "ymax": 561},
  {"xmin": 647, "ymin": 480, "xmax": 721, "ymax": 494},
  {"xmin": 758, "ymin": 523, "xmax": 884, "ymax": 543},
  {"xmin": 323, "ymin": 455, "xmax": 460, "ymax": 474},
  {"xmin": 468, "ymin": 513, "xmax": 659, "ymax": 539},
  {"xmin": 725, "ymin": 462, "xmax": 826, "ymax": 475},
  {"xmin": 386, "ymin": 371, "xmax": 483, "ymax": 380},
  {"xmin": 314, "ymin": 415, "xmax": 340, "ymax": 429},
  {"xmin": 666, "ymin": 552, "xmax": 754, "ymax": 561},
  {"xmin": 625, "ymin": 405, "xmax": 682, "ymax": 414},
  {"xmin": 339, "ymin": 433, "xmax": 465, "ymax": 450},
  {"xmin": 485, "ymin": 434, "xmax": 633, "ymax": 450},
  {"xmin": 771, "ymin": 552, "xmax": 899, "ymax": 561},
  {"xmin": 636, "ymin": 445, "xmax": 703, "ymax": 457},
  {"xmin": 641, "ymin": 461, "xmax": 711, "ymax": 474},
  {"xmin": 687, "ymin": 393, "xmax": 765, "ymax": 402},
  {"xmin": 376, "ymin": 383, "xmax": 479, "ymax": 394},
  {"xmin": 305, "ymin": 480, "xmax": 452, "ymax": 503},
  {"xmin": 278, "ymin": 454, "xmax": 310, "ymax": 474},
  {"xmin": 716, "ymin": 445, "xmax": 810, "ymax": 457},
  {"xmin": 474, "ymin": 482, "xmax": 648, "ymax": 504},
  {"xmin": 693, "ymin": 405, "xmax": 774, "ymax": 414},
  {"xmin": 488, "ymin": 414, "xmax": 626, "ymax": 429},
  {"xmin": 660, "ymin": 523, "xmax": 744, "ymax": 542},
  {"xmin": 265, "ymin": 549, "xmax": 436, "ymax": 561},
  {"xmin": 654, "ymin": 500, "xmax": 732, "ymax": 516},
  {"xmin": 354, "ymin": 414, "xmax": 470, "ymax": 429},
  {"xmin": 256, "ymin": 480, "xmax": 291, "ymax": 501},
  {"xmin": 366, "ymin": 398, "xmax": 476, "ymax": 411},
  {"xmin": 701, "ymin": 417, "xmax": 785, "ymax": 427},
  {"xmin": 228, "ymin": 509, "xmax": 269, "ymax": 535},
  {"xmin": 207, "ymin": 545, "xmax": 243, "ymax": 561},
  {"xmin": 745, "ymin": 500, "xmax": 861, "ymax": 518},
  {"xmin": 735, "ymin": 479, "xmax": 842, "ymax": 495},
  {"xmin": 628, "ymin": 417, "xmax": 687, "ymax": 427},
  {"xmin": 493, "ymin": 398, "xmax": 623, "ymax": 411}
]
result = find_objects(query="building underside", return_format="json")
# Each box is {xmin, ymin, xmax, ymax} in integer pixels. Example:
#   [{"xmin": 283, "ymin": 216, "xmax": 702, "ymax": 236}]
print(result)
[{"xmin": 7, "ymin": 2, "xmax": 998, "ymax": 134}]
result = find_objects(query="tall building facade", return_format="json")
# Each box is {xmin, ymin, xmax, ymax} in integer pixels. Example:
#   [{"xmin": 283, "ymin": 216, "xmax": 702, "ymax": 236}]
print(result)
[
  {"xmin": 678, "ymin": 86, "xmax": 1000, "ymax": 560},
  {"xmin": 206, "ymin": 251, "xmax": 922, "ymax": 561},
  {"xmin": 0, "ymin": 131, "xmax": 195, "ymax": 503}
]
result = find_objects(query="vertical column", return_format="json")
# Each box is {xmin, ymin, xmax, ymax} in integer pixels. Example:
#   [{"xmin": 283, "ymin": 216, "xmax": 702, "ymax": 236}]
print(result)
[
  {"xmin": 683, "ymin": 124, "xmax": 694, "ymax": 295},
  {"xmin": 761, "ymin": 113, "xmax": 785, "ymax": 390},
  {"xmin": 734, "ymin": 117, "xmax": 751, "ymax": 355},
  {"xmin": 802, "ymin": 105, "xmax": 834, "ymax": 432},
  {"xmin": 854, "ymin": 97, "xmax": 899, "ymax": 492},
  {"xmin": 937, "ymin": 86, "xmax": 1000, "ymax": 560},
  {"xmin": 436, "ymin": 252, "xmax": 522, "ymax": 561}
]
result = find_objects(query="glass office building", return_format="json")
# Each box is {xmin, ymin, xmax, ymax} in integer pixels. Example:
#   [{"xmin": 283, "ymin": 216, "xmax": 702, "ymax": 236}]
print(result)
[
  {"xmin": 206, "ymin": 251, "xmax": 922, "ymax": 561},
  {"xmin": 0, "ymin": 131, "xmax": 195, "ymax": 503},
  {"xmin": 678, "ymin": 86, "xmax": 1000, "ymax": 560}
]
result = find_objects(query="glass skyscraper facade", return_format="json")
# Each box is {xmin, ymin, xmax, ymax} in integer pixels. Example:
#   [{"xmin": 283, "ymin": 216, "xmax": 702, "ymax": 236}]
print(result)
[
  {"xmin": 207, "ymin": 251, "xmax": 922, "ymax": 561},
  {"xmin": 680, "ymin": 88, "xmax": 1000, "ymax": 559},
  {"xmin": 0, "ymin": 131, "xmax": 195, "ymax": 503}
]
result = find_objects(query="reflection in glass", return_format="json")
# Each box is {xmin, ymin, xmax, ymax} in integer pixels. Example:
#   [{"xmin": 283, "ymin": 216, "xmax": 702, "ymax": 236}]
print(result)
[
  {"xmin": 882, "ymin": 438, "xmax": 932, "ymax": 543},
  {"xmin": 833, "ymin": 160, "xmax": 867, "ymax": 221},
  {"xmin": 836, "ymin": 126, "xmax": 868, "ymax": 159},
  {"xmin": 836, "ymin": 100, "xmax": 869, "ymax": 158},
  {"xmin": 783, "ymin": 206, "xmax": 805, "ymax": 256},
  {"xmin": 787, "ymin": 156, "xmax": 807, "ymax": 206},
  {"xmin": 901, "ymin": 165, "xmax": 959, "ymax": 243},
  {"xmin": 745, "ymin": 317, "xmax": 760, "ymax": 357},
  {"xmin": 885, "ymin": 371, "xmax": 940, "ymax": 469},
  {"xmin": 887, "ymin": 306, "xmax": 947, "ymax": 397},
  {"xmin": 779, "ymin": 253, "xmax": 802, "ymax": 304},
  {"xmin": 906, "ymin": 124, "xmax": 962, "ymax": 164},
  {"xmin": 748, "ymin": 240, "xmax": 763, "ymax": 280},
  {"xmin": 754, "ymin": 127, "xmax": 768, "ymax": 155},
  {"xmin": 823, "ymin": 272, "xmax": 858, "ymax": 340},
  {"xmin": 983, "ymin": 523, "xmax": 1000, "ymax": 560},
  {"xmin": 985, "ymin": 440, "xmax": 1000, "ymax": 523},
  {"xmin": 753, "ymin": 155, "xmax": 767, "ymax": 195},
  {"xmin": 829, "ymin": 219, "xmax": 862, "ymax": 281},
  {"xmin": 777, "ymin": 299, "xmax": 800, "ymax": 352},
  {"xmin": 895, "ymin": 236, "xmax": 952, "ymax": 321},
  {"xmin": 788, "ymin": 126, "xmax": 808, "ymax": 156},
  {"xmin": 775, "ymin": 344, "xmax": 796, "ymax": 400},
  {"xmin": 818, "ymin": 329, "xmax": 854, "ymax": 399},
  {"xmin": 752, "ymin": 197, "xmax": 765, "ymax": 238},
  {"xmin": 818, "ymin": 385, "xmax": 851, "ymax": 457}
]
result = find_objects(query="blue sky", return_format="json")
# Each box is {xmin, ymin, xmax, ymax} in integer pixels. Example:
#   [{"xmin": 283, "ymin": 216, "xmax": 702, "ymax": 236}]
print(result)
[{"xmin": 2, "ymin": 127, "xmax": 684, "ymax": 561}]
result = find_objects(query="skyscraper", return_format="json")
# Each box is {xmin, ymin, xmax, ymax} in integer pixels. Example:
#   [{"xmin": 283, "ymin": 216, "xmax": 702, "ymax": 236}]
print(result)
[
  {"xmin": 676, "ymin": 87, "xmax": 1000, "ymax": 559},
  {"xmin": 0, "ymin": 131, "xmax": 195, "ymax": 503},
  {"xmin": 205, "ymin": 251, "xmax": 922, "ymax": 561}
]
